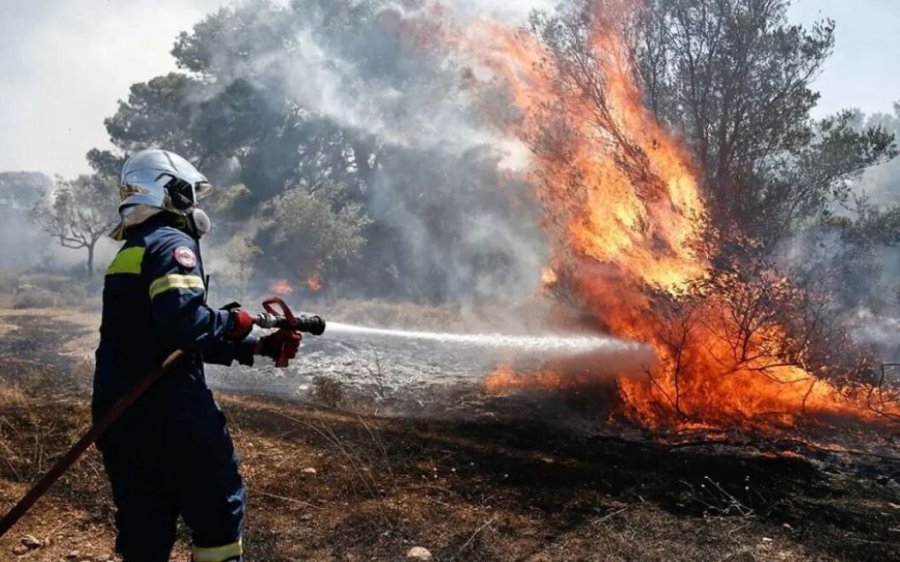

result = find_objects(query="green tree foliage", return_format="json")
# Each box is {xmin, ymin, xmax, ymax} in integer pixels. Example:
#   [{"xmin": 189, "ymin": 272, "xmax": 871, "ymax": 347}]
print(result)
[
  {"xmin": 529, "ymin": 0, "xmax": 900, "ymax": 373},
  {"xmin": 630, "ymin": 0, "xmax": 896, "ymax": 240},
  {"xmin": 97, "ymin": 1, "xmax": 375, "ymax": 204},
  {"xmin": 751, "ymin": 111, "xmax": 897, "ymax": 245},
  {"xmin": 32, "ymin": 175, "xmax": 118, "ymax": 276},
  {"xmin": 103, "ymin": 73, "xmax": 206, "ymax": 160},
  {"xmin": 268, "ymin": 186, "xmax": 370, "ymax": 284}
]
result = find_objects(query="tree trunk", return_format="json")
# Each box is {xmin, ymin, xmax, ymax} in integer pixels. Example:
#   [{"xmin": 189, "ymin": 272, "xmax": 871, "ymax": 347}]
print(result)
[{"xmin": 86, "ymin": 243, "xmax": 95, "ymax": 278}]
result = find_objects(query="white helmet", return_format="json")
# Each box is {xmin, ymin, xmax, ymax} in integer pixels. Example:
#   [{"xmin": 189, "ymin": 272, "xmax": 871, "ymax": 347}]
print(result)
[{"xmin": 111, "ymin": 149, "xmax": 212, "ymax": 240}]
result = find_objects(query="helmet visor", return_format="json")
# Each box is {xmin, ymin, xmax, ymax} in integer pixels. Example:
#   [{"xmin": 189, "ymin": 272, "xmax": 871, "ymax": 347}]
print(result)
[
  {"xmin": 195, "ymin": 180, "xmax": 213, "ymax": 200},
  {"xmin": 159, "ymin": 174, "xmax": 213, "ymax": 208}
]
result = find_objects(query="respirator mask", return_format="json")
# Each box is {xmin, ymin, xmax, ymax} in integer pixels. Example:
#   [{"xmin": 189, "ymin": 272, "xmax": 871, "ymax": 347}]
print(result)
[{"xmin": 164, "ymin": 175, "xmax": 213, "ymax": 238}]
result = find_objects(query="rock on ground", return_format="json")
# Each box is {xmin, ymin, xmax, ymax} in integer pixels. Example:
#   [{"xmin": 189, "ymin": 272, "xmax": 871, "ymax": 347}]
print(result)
[{"xmin": 406, "ymin": 546, "xmax": 433, "ymax": 560}]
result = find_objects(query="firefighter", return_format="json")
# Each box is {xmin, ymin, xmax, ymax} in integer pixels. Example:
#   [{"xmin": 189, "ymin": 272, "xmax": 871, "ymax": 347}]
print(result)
[{"xmin": 93, "ymin": 149, "xmax": 299, "ymax": 562}]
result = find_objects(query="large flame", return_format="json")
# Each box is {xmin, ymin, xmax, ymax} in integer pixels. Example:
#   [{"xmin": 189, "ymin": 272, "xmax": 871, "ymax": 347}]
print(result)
[{"xmin": 463, "ymin": 2, "xmax": 899, "ymax": 430}]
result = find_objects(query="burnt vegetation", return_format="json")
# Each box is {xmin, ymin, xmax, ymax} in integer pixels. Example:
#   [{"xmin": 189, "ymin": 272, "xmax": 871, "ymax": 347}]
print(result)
[{"xmin": 0, "ymin": 318, "xmax": 898, "ymax": 561}]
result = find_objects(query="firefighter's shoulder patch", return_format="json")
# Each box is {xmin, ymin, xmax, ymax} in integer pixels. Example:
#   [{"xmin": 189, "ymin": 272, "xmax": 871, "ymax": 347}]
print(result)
[{"xmin": 174, "ymin": 246, "xmax": 197, "ymax": 268}]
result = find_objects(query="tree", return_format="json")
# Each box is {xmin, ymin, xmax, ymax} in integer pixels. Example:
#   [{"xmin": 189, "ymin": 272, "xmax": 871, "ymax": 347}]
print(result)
[
  {"xmin": 0, "ymin": 172, "xmax": 50, "ymax": 209},
  {"xmin": 531, "ymin": 0, "xmax": 897, "ymax": 249},
  {"xmin": 749, "ymin": 110, "xmax": 896, "ymax": 246},
  {"xmin": 89, "ymin": 0, "xmax": 541, "ymax": 301},
  {"xmin": 224, "ymin": 235, "xmax": 263, "ymax": 302},
  {"xmin": 32, "ymin": 175, "xmax": 117, "ymax": 276},
  {"xmin": 103, "ymin": 73, "xmax": 206, "ymax": 161},
  {"xmin": 267, "ymin": 186, "xmax": 370, "ymax": 286},
  {"xmin": 628, "ymin": 0, "xmax": 895, "ymax": 241},
  {"xmin": 854, "ymin": 102, "xmax": 900, "ymax": 207}
]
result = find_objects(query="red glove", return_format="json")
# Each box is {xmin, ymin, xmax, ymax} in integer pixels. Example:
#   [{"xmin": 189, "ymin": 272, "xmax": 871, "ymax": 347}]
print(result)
[
  {"xmin": 259, "ymin": 329, "xmax": 302, "ymax": 367},
  {"xmin": 227, "ymin": 309, "xmax": 254, "ymax": 341}
]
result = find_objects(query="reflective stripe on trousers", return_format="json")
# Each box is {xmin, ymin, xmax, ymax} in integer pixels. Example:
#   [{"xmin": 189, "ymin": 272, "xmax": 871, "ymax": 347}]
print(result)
[{"xmin": 192, "ymin": 538, "xmax": 242, "ymax": 562}]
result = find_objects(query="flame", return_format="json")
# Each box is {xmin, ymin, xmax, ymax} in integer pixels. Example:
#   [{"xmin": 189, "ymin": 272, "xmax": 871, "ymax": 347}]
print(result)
[
  {"xmin": 541, "ymin": 267, "xmax": 558, "ymax": 286},
  {"xmin": 485, "ymin": 365, "xmax": 568, "ymax": 394},
  {"xmin": 307, "ymin": 275, "xmax": 323, "ymax": 292},
  {"xmin": 270, "ymin": 279, "xmax": 294, "ymax": 295},
  {"xmin": 455, "ymin": 1, "xmax": 900, "ymax": 430}
]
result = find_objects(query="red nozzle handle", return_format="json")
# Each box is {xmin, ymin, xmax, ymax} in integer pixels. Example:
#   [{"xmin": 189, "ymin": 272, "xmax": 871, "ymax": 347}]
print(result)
[
  {"xmin": 262, "ymin": 296, "xmax": 296, "ymax": 324},
  {"xmin": 261, "ymin": 297, "xmax": 299, "ymax": 368}
]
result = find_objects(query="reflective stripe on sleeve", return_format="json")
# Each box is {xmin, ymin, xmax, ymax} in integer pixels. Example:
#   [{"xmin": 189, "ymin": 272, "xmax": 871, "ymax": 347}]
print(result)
[
  {"xmin": 192, "ymin": 539, "xmax": 242, "ymax": 562},
  {"xmin": 106, "ymin": 246, "xmax": 145, "ymax": 275},
  {"xmin": 148, "ymin": 273, "xmax": 206, "ymax": 300}
]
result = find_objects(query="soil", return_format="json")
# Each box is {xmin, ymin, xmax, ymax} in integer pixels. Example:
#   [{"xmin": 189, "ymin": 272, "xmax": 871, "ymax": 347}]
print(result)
[{"xmin": 0, "ymin": 310, "xmax": 898, "ymax": 561}]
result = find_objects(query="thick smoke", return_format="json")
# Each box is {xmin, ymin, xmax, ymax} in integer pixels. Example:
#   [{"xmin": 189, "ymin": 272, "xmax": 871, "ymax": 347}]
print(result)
[{"xmin": 189, "ymin": 1, "xmax": 550, "ymax": 305}]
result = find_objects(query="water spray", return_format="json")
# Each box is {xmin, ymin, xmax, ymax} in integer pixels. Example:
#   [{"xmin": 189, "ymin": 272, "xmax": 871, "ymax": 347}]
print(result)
[{"xmin": 326, "ymin": 322, "xmax": 648, "ymax": 356}]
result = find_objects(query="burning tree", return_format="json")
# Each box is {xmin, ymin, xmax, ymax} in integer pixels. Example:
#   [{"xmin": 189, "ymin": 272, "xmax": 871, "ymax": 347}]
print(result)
[
  {"xmin": 72, "ymin": 0, "xmax": 899, "ymax": 430},
  {"xmin": 472, "ymin": 0, "xmax": 899, "ymax": 430},
  {"xmin": 32, "ymin": 174, "xmax": 117, "ymax": 277}
]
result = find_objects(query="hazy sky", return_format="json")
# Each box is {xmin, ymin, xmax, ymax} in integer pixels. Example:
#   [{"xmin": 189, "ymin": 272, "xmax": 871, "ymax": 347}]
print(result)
[
  {"xmin": 0, "ymin": 0, "xmax": 897, "ymax": 177},
  {"xmin": 788, "ymin": 0, "xmax": 900, "ymax": 118}
]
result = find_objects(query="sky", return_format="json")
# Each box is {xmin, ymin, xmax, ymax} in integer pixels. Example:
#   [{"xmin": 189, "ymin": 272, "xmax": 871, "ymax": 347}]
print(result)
[
  {"xmin": 0, "ymin": 0, "xmax": 897, "ymax": 177},
  {"xmin": 787, "ymin": 0, "xmax": 900, "ymax": 118}
]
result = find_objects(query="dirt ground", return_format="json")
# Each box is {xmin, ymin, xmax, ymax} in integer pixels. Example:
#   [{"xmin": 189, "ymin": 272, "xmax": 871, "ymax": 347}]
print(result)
[{"xmin": 0, "ymin": 310, "xmax": 899, "ymax": 561}]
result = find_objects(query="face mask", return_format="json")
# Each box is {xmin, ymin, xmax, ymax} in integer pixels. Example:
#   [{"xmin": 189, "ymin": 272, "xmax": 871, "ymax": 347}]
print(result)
[{"xmin": 190, "ymin": 209, "xmax": 212, "ymax": 238}]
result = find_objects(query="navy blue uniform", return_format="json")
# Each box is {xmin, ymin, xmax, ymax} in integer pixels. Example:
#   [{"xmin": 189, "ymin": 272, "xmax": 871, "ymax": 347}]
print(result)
[{"xmin": 93, "ymin": 216, "xmax": 253, "ymax": 562}]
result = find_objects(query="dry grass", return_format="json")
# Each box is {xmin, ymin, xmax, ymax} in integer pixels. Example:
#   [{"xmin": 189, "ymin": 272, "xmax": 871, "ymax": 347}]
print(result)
[
  {"xmin": 0, "ymin": 304, "xmax": 898, "ymax": 561},
  {"xmin": 0, "ymin": 272, "xmax": 100, "ymax": 312},
  {"xmin": 1, "ymin": 386, "xmax": 899, "ymax": 561}
]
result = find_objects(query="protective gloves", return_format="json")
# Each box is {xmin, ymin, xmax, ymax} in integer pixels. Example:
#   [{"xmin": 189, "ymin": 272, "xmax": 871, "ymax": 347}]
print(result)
[
  {"xmin": 258, "ymin": 329, "xmax": 302, "ymax": 366},
  {"xmin": 227, "ymin": 309, "xmax": 255, "ymax": 341}
]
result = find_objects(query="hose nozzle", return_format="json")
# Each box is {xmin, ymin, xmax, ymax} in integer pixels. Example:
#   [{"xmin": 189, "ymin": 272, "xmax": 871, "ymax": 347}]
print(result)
[
  {"xmin": 292, "ymin": 314, "xmax": 326, "ymax": 335},
  {"xmin": 254, "ymin": 297, "xmax": 326, "ymax": 335}
]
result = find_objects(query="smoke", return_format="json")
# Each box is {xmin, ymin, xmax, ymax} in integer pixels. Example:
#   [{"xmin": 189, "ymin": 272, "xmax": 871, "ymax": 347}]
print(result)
[
  {"xmin": 0, "ymin": 172, "xmax": 123, "ymax": 279},
  {"xmin": 0, "ymin": 0, "xmax": 554, "ymax": 308},
  {"xmin": 855, "ymin": 103, "xmax": 900, "ymax": 207},
  {"xmin": 852, "ymin": 309, "xmax": 900, "ymax": 362},
  {"xmin": 184, "ymin": 0, "xmax": 552, "ymax": 306},
  {"xmin": 0, "ymin": 173, "xmax": 52, "ymax": 269},
  {"xmin": 777, "ymin": 132, "xmax": 900, "ymax": 366}
]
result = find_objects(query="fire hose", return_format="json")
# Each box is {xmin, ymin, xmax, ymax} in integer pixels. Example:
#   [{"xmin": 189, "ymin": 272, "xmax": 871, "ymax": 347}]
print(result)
[{"xmin": 0, "ymin": 297, "xmax": 325, "ymax": 539}]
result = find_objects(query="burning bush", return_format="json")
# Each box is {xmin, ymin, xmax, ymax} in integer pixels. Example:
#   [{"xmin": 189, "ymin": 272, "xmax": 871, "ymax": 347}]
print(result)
[{"xmin": 617, "ymin": 252, "xmax": 883, "ymax": 429}]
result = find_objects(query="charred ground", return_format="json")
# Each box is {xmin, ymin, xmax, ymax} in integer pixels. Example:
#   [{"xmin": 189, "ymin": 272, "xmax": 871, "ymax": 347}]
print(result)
[{"xmin": 0, "ymin": 310, "xmax": 898, "ymax": 561}]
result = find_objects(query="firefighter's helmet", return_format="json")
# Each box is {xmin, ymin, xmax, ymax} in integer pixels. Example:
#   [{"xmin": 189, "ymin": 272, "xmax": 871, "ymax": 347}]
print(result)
[{"xmin": 111, "ymin": 149, "xmax": 212, "ymax": 240}]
